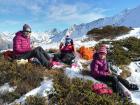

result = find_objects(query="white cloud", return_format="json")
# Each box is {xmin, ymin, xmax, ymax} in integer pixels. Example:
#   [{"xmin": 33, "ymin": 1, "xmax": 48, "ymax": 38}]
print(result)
[
  {"xmin": 0, "ymin": 0, "xmax": 44, "ymax": 14},
  {"xmin": 47, "ymin": 3, "xmax": 106, "ymax": 24},
  {"xmin": 0, "ymin": 0, "xmax": 107, "ymax": 31},
  {"xmin": 0, "ymin": 0, "xmax": 106, "ymax": 22}
]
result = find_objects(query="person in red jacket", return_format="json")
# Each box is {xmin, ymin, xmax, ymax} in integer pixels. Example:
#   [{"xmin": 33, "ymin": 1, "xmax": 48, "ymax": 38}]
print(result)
[
  {"xmin": 13, "ymin": 24, "xmax": 52, "ymax": 69},
  {"xmin": 53, "ymin": 36, "xmax": 75, "ymax": 65},
  {"xmin": 60, "ymin": 36, "xmax": 75, "ymax": 64}
]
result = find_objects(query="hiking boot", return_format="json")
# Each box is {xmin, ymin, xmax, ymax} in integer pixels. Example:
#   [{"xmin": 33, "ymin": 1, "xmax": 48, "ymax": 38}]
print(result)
[{"xmin": 128, "ymin": 84, "xmax": 139, "ymax": 90}]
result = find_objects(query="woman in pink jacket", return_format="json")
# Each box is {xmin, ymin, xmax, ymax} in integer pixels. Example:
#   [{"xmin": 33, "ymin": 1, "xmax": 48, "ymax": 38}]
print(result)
[{"xmin": 13, "ymin": 24, "xmax": 52, "ymax": 69}]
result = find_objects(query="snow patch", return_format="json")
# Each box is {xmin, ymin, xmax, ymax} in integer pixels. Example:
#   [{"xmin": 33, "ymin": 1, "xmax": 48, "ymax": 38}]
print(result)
[
  {"xmin": 10, "ymin": 79, "xmax": 53, "ymax": 105},
  {"xmin": 127, "ymin": 61, "xmax": 140, "ymax": 105},
  {"xmin": 0, "ymin": 83, "xmax": 16, "ymax": 95}
]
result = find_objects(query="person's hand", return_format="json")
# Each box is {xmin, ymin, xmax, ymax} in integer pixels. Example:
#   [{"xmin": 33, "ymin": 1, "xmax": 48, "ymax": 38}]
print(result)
[
  {"xmin": 108, "ymin": 70, "xmax": 112, "ymax": 75},
  {"xmin": 109, "ymin": 70, "xmax": 117, "ymax": 76},
  {"xmin": 31, "ymin": 46, "xmax": 36, "ymax": 50},
  {"xmin": 60, "ymin": 42, "xmax": 63, "ymax": 45},
  {"xmin": 59, "ymin": 42, "xmax": 63, "ymax": 47}
]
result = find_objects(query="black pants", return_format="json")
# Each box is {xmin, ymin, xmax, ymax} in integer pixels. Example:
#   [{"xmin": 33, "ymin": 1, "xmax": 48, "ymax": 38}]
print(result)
[
  {"xmin": 95, "ymin": 75, "xmax": 121, "ymax": 93},
  {"xmin": 53, "ymin": 52, "xmax": 75, "ymax": 65},
  {"xmin": 16, "ymin": 47, "xmax": 51, "ymax": 68},
  {"xmin": 95, "ymin": 75, "xmax": 137, "ymax": 92}
]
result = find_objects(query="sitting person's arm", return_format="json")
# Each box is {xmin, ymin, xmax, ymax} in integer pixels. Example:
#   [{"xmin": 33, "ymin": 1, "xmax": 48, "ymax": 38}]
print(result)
[
  {"xmin": 59, "ymin": 42, "xmax": 64, "ymax": 52},
  {"xmin": 59, "ymin": 42, "xmax": 64, "ymax": 50}
]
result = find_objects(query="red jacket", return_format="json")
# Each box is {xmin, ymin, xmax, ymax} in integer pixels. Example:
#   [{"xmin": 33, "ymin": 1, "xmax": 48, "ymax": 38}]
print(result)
[
  {"xmin": 13, "ymin": 31, "xmax": 31, "ymax": 56},
  {"xmin": 60, "ymin": 44, "xmax": 74, "ymax": 53}
]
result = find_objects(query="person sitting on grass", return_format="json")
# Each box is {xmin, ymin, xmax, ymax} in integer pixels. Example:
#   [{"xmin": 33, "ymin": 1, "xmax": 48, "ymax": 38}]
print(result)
[
  {"xmin": 53, "ymin": 36, "xmax": 76, "ymax": 65},
  {"xmin": 90, "ymin": 45, "xmax": 138, "ymax": 96},
  {"xmin": 13, "ymin": 24, "xmax": 53, "ymax": 69}
]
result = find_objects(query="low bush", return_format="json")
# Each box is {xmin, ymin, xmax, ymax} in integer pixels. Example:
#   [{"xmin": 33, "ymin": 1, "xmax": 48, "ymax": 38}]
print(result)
[
  {"xmin": 96, "ymin": 37, "xmax": 140, "ymax": 66},
  {"xmin": 87, "ymin": 25, "xmax": 132, "ymax": 40},
  {"xmin": 0, "ymin": 92, "xmax": 20, "ymax": 103},
  {"xmin": 0, "ymin": 60, "xmax": 45, "ymax": 103},
  {"xmin": 49, "ymin": 73, "xmax": 134, "ymax": 105},
  {"xmin": 25, "ymin": 95, "xmax": 48, "ymax": 105}
]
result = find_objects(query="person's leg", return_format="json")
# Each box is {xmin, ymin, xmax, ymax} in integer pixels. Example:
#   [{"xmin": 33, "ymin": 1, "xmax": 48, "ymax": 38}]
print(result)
[
  {"xmin": 60, "ymin": 52, "xmax": 65, "ymax": 60},
  {"xmin": 17, "ymin": 49, "xmax": 51, "ymax": 68},
  {"xmin": 53, "ymin": 53, "xmax": 61, "ymax": 62},
  {"xmin": 34, "ymin": 47, "xmax": 51, "ymax": 60},
  {"xmin": 16, "ymin": 51, "xmax": 32, "ymax": 60},
  {"xmin": 95, "ymin": 76, "xmax": 120, "ymax": 93},
  {"xmin": 61, "ymin": 53, "xmax": 75, "ymax": 65},
  {"xmin": 117, "ymin": 76, "xmax": 139, "ymax": 90},
  {"xmin": 117, "ymin": 76, "xmax": 129, "ymax": 87}
]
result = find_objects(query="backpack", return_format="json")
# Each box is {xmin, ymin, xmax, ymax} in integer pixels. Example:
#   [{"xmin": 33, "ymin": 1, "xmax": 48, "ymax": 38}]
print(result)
[
  {"xmin": 3, "ymin": 51, "xmax": 14, "ymax": 60},
  {"xmin": 79, "ymin": 46, "xmax": 95, "ymax": 60},
  {"xmin": 91, "ymin": 83, "xmax": 113, "ymax": 95}
]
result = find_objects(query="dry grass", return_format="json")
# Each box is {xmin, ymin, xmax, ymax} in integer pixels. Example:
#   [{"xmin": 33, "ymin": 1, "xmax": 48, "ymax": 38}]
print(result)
[{"xmin": 119, "ymin": 65, "xmax": 131, "ymax": 79}]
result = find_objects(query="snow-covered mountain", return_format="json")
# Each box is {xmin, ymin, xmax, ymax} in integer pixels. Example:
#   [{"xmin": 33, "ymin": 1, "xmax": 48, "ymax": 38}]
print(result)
[
  {"xmin": 0, "ymin": 32, "xmax": 14, "ymax": 50},
  {"xmin": 0, "ymin": 5, "xmax": 140, "ymax": 50},
  {"xmin": 55, "ymin": 5, "xmax": 140, "ymax": 41},
  {"xmin": 40, "ymin": 4, "xmax": 140, "ymax": 43}
]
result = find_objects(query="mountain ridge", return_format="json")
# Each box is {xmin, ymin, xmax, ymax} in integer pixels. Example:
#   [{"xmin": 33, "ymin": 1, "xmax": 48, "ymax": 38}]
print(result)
[{"xmin": 0, "ymin": 5, "xmax": 140, "ymax": 50}]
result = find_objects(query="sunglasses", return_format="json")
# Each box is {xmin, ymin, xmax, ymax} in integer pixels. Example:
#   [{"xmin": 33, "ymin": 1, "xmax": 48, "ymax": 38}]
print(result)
[
  {"xmin": 25, "ymin": 31, "xmax": 31, "ymax": 33},
  {"xmin": 23, "ymin": 31, "xmax": 32, "ymax": 33}
]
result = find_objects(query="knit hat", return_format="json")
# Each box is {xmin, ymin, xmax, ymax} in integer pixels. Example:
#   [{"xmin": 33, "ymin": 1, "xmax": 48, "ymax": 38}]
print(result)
[
  {"xmin": 98, "ymin": 47, "xmax": 107, "ymax": 54},
  {"xmin": 65, "ymin": 36, "xmax": 73, "ymax": 45},
  {"xmin": 23, "ymin": 24, "xmax": 31, "ymax": 32}
]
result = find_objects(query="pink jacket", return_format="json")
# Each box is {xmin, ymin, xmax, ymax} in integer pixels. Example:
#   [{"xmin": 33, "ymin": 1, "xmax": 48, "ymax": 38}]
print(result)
[
  {"xmin": 90, "ymin": 59, "xmax": 110, "ymax": 78},
  {"xmin": 13, "ymin": 31, "xmax": 31, "ymax": 56}
]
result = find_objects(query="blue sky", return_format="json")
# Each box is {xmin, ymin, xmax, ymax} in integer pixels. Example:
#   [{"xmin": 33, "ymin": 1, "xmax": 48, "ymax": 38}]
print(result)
[{"xmin": 0, "ymin": 0, "xmax": 140, "ymax": 32}]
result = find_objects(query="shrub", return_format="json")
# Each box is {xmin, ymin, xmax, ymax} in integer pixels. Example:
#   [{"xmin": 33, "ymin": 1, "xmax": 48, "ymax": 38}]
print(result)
[
  {"xmin": 106, "ymin": 37, "xmax": 140, "ymax": 65},
  {"xmin": 87, "ymin": 25, "xmax": 132, "ymax": 40},
  {"xmin": 108, "ymin": 45, "xmax": 131, "ymax": 65},
  {"xmin": 43, "ymin": 69, "xmax": 64, "ymax": 78},
  {"xmin": 0, "ymin": 53, "xmax": 3, "ymax": 59},
  {"xmin": 123, "ymin": 37, "xmax": 140, "ymax": 58},
  {"xmin": 25, "ymin": 95, "xmax": 48, "ymax": 105},
  {"xmin": 0, "ymin": 92, "xmax": 20, "ymax": 103},
  {"xmin": 49, "ymin": 73, "xmax": 134, "ymax": 105},
  {"xmin": 0, "ymin": 60, "xmax": 45, "ymax": 103}
]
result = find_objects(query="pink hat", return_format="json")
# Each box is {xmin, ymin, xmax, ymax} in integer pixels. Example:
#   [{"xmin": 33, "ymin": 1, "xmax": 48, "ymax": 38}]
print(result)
[
  {"xmin": 100, "ymin": 44, "xmax": 108, "ymax": 49},
  {"xmin": 98, "ymin": 47, "xmax": 107, "ymax": 54}
]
